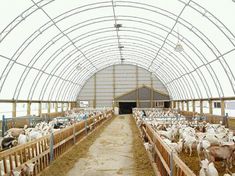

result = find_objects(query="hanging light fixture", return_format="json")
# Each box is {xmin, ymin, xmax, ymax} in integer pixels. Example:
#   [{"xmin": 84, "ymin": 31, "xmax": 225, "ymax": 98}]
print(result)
[
  {"xmin": 121, "ymin": 57, "xmax": 125, "ymax": 64},
  {"xmin": 174, "ymin": 29, "xmax": 184, "ymax": 52},
  {"xmin": 76, "ymin": 64, "xmax": 81, "ymax": 70}
]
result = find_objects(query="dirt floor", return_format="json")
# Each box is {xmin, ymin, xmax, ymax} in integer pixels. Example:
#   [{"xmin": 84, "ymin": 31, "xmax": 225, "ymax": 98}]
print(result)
[
  {"xmin": 129, "ymin": 115, "xmax": 155, "ymax": 176},
  {"xmin": 40, "ymin": 115, "xmax": 154, "ymax": 176}
]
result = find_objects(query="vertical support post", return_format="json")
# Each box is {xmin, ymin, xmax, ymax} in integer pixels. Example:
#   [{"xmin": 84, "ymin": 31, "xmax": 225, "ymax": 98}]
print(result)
[
  {"xmin": 112, "ymin": 65, "xmax": 116, "ymax": 109},
  {"xmin": 209, "ymin": 99, "xmax": 213, "ymax": 114},
  {"xmin": 177, "ymin": 101, "xmax": 180, "ymax": 110},
  {"xmin": 192, "ymin": 100, "xmax": 195, "ymax": 113},
  {"xmin": 221, "ymin": 99, "xmax": 225, "ymax": 116},
  {"xmin": 55, "ymin": 102, "xmax": 58, "ymax": 113},
  {"xmin": 200, "ymin": 100, "xmax": 203, "ymax": 115},
  {"xmin": 2, "ymin": 115, "xmax": 5, "ymax": 137},
  {"xmin": 186, "ymin": 101, "xmax": 189, "ymax": 111},
  {"xmin": 38, "ymin": 102, "xmax": 42, "ymax": 117},
  {"xmin": 170, "ymin": 151, "xmax": 174, "ymax": 176},
  {"xmin": 61, "ymin": 102, "xmax": 64, "ymax": 112},
  {"xmin": 136, "ymin": 65, "xmax": 139, "ymax": 108},
  {"xmin": 12, "ymin": 101, "xmax": 16, "ymax": 118},
  {"xmin": 48, "ymin": 102, "xmax": 51, "ymax": 114},
  {"xmin": 85, "ymin": 119, "xmax": 88, "ymax": 135},
  {"xmin": 50, "ymin": 131, "xmax": 54, "ymax": 162},
  {"xmin": 150, "ymin": 72, "xmax": 154, "ymax": 108},
  {"xmin": 93, "ymin": 73, "xmax": 97, "ymax": 108},
  {"xmin": 73, "ymin": 123, "xmax": 76, "ymax": 144},
  {"xmin": 173, "ymin": 101, "xmax": 176, "ymax": 109},
  {"xmin": 27, "ymin": 101, "xmax": 31, "ymax": 116}
]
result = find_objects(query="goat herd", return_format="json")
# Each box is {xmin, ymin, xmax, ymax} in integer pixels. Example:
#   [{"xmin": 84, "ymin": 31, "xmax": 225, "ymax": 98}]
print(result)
[
  {"xmin": 0, "ymin": 108, "xmax": 107, "ymax": 176},
  {"xmin": 133, "ymin": 109, "xmax": 235, "ymax": 176}
]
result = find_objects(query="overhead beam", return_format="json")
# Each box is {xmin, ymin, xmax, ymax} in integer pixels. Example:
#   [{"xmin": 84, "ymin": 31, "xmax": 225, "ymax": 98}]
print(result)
[
  {"xmin": 0, "ymin": 99, "xmax": 76, "ymax": 103},
  {"xmin": 174, "ymin": 96, "xmax": 235, "ymax": 102}
]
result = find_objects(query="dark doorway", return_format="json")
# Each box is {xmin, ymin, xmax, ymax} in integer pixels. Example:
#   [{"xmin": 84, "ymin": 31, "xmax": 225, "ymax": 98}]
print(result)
[
  {"xmin": 119, "ymin": 102, "xmax": 136, "ymax": 114},
  {"xmin": 164, "ymin": 101, "xmax": 170, "ymax": 108}
]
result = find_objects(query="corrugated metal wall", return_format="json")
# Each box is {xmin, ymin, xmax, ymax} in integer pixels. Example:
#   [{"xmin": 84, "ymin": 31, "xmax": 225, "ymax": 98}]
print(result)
[{"xmin": 77, "ymin": 64, "xmax": 169, "ymax": 107}]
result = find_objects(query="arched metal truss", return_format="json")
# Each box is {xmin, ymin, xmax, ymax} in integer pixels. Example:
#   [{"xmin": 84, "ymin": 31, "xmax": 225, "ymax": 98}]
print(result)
[{"xmin": 0, "ymin": 0, "xmax": 235, "ymax": 101}]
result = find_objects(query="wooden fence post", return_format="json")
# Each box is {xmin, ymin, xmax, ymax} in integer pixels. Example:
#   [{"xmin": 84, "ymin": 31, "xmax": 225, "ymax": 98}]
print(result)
[
  {"xmin": 85, "ymin": 119, "xmax": 88, "ymax": 135},
  {"xmin": 170, "ymin": 151, "xmax": 174, "ymax": 176},
  {"xmin": 50, "ymin": 131, "xmax": 54, "ymax": 162},
  {"xmin": 73, "ymin": 123, "xmax": 76, "ymax": 144},
  {"xmin": 2, "ymin": 115, "xmax": 5, "ymax": 137}
]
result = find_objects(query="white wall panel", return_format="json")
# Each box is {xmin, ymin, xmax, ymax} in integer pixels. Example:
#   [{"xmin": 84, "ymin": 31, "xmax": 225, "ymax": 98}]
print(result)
[{"xmin": 77, "ymin": 64, "xmax": 169, "ymax": 107}]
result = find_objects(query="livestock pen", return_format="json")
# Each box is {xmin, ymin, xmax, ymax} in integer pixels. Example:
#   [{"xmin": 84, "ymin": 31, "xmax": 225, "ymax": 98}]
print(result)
[
  {"xmin": 0, "ymin": 110, "xmax": 114, "ymax": 175},
  {"xmin": 134, "ymin": 115, "xmax": 196, "ymax": 176},
  {"xmin": 134, "ymin": 108, "xmax": 235, "ymax": 176}
]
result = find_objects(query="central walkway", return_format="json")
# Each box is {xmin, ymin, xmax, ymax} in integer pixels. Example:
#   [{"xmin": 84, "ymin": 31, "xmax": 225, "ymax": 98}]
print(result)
[{"xmin": 67, "ymin": 115, "xmax": 134, "ymax": 176}]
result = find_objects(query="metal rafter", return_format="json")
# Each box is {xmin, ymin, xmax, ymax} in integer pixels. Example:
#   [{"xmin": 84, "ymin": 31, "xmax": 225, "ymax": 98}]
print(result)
[
  {"xmin": 147, "ymin": 0, "xmax": 191, "ymax": 69},
  {"xmin": 0, "ymin": 0, "xmax": 234, "ymax": 101},
  {"xmin": 30, "ymin": 0, "xmax": 97, "ymax": 70},
  {"xmin": 4, "ymin": 6, "xmax": 222, "ymax": 100},
  {"xmin": 111, "ymin": 0, "xmax": 123, "ymax": 61}
]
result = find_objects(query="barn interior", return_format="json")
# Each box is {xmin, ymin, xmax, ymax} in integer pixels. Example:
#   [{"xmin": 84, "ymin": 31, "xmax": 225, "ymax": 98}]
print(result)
[{"xmin": 1, "ymin": 1, "xmax": 235, "ymax": 176}]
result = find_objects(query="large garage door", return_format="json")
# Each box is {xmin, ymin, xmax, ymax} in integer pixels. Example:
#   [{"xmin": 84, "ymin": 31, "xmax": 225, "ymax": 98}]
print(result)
[{"xmin": 119, "ymin": 102, "xmax": 136, "ymax": 114}]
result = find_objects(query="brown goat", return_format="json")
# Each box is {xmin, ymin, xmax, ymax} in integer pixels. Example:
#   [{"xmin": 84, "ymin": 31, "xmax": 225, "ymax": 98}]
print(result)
[{"xmin": 206, "ymin": 145, "xmax": 235, "ymax": 169}]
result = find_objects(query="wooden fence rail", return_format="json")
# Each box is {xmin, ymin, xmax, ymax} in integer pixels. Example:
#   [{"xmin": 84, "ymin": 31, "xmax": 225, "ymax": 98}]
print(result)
[
  {"xmin": 0, "ymin": 110, "xmax": 114, "ymax": 176},
  {"xmin": 140, "ymin": 122, "xmax": 196, "ymax": 176}
]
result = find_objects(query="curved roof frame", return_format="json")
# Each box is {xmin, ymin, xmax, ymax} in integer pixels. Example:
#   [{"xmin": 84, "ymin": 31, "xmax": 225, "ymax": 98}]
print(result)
[
  {"xmin": 69, "ymin": 42, "xmax": 194, "ymax": 97},
  {"xmin": 116, "ymin": 1, "xmax": 235, "ymax": 95},
  {"xmin": 0, "ymin": 0, "xmax": 234, "ymax": 101},
  {"xmin": 68, "ymin": 36, "xmax": 196, "ymax": 98},
  {"xmin": 42, "ymin": 26, "xmax": 215, "ymax": 101},
  {"xmin": 47, "ymin": 41, "xmax": 183, "ymax": 100},
  {"xmin": 72, "ymin": 28, "xmax": 213, "ymax": 95},
  {"xmin": 35, "ymin": 7, "xmax": 235, "ymax": 97},
  {"xmin": 12, "ymin": 24, "xmax": 215, "ymax": 100},
  {"xmin": 40, "ymin": 34, "xmax": 193, "ymax": 101},
  {"xmin": 12, "ymin": 17, "xmax": 218, "ymax": 100}
]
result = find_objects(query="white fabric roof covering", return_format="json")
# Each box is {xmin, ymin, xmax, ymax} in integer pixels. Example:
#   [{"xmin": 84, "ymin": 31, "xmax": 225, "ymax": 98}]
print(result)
[{"xmin": 0, "ymin": 0, "xmax": 235, "ymax": 101}]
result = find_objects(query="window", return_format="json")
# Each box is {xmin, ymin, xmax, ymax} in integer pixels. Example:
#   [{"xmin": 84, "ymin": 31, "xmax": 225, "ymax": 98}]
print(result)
[
  {"xmin": 156, "ymin": 101, "xmax": 164, "ymax": 108},
  {"xmin": 50, "ymin": 103, "xmax": 55, "ymax": 112},
  {"xmin": 225, "ymin": 100, "xmax": 235, "ymax": 117},
  {"xmin": 0, "ymin": 103, "xmax": 12, "ymax": 119},
  {"xmin": 214, "ymin": 102, "xmax": 221, "ymax": 108},
  {"xmin": 31, "ymin": 103, "xmax": 39, "ymax": 116},
  {"xmin": 41, "ymin": 103, "xmax": 48, "ymax": 113},
  {"xmin": 16, "ymin": 103, "xmax": 27, "ymax": 117},
  {"xmin": 80, "ymin": 101, "xmax": 89, "ymax": 108}
]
